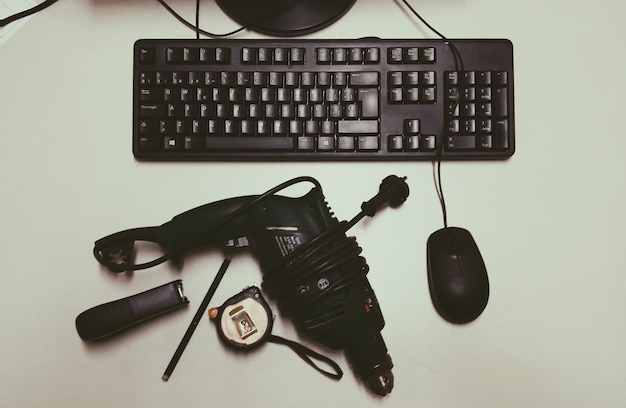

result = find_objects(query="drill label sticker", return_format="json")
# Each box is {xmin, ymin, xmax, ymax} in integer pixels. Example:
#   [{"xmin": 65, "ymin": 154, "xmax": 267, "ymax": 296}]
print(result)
[{"xmin": 274, "ymin": 234, "xmax": 302, "ymax": 257}]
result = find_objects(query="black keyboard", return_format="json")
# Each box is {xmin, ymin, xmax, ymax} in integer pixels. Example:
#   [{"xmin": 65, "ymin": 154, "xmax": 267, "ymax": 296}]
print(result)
[{"xmin": 134, "ymin": 38, "xmax": 514, "ymax": 160}]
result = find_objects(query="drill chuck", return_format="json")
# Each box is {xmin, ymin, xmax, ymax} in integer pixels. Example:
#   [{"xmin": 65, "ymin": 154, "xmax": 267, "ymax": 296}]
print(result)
[{"xmin": 345, "ymin": 335, "xmax": 394, "ymax": 396}]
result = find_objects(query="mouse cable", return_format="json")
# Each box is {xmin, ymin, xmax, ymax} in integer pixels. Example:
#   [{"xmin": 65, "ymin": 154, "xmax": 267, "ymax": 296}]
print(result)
[
  {"xmin": 397, "ymin": 0, "xmax": 465, "ymax": 229},
  {"xmin": 0, "ymin": 0, "xmax": 57, "ymax": 27}
]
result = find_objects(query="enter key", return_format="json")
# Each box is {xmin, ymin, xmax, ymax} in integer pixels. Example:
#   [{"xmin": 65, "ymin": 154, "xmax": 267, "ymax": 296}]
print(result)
[{"xmin": 358, "ymin": 88, "xmax": 379, "ymax": 118}]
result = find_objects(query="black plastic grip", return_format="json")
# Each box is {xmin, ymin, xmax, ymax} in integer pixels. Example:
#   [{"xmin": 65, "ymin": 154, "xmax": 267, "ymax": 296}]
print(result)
[{"xmin": 75, "ymin": 280, "xmax": 189, "ymax": 341}]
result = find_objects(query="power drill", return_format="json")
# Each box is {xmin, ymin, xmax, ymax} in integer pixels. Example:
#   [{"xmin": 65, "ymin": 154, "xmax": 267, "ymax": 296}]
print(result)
[{"xmin": 93, "ymin": 175, "xmax": 409, "ymax": 396}]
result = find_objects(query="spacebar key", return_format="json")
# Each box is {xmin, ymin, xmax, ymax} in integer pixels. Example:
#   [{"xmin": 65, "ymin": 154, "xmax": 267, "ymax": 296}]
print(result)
[{"xmin": 205, "ymin": 137, "xmax": 295, "ymax": 151}]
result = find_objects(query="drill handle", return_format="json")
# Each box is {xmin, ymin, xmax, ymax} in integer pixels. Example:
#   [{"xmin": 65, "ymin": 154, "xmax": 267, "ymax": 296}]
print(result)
[
  {"xmin": 93, "ymin": 184, "xmax": 328, "ymax": 273},
  {"xmin": 93, "ymin": 195, "xmax": 258, "ymax": 272}
]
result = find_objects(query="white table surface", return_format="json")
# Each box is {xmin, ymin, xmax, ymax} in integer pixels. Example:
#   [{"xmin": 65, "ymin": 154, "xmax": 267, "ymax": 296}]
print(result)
[{"xmin": 1, "ymin": 0, "xmax": 625, "ymax": 406}]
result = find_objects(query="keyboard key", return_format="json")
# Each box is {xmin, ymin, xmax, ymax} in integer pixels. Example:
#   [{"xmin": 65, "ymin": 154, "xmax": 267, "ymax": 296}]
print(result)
[
  {"xmin": 183, "ymin": 47, "xmax": 198, "ymax": 62},
  {"xmin": 305, "ymin": 120, "xmax": 319, "ymax": 135},
  {"xmin": 320, "ymin": 121, "xmax": 335, "ymax": 135},
  {"xmin": 479, "ymin": 135, "xmax": 493, "ymax": 149},
  {"xmin": 478, "ymin": 88, "xmax": 491, "ymax": 101},
  {"xmin": 199, "ymin": 47, "xmax": 214, "ymax": 62},
  {"xmin": 404, "ymin": 47, "xmax": 419, "ymax": 62},
  {"xmin": 404, "ymin": 71, "xmax": 419, "ymax": 85},
  {"xmin": 340, "ymin": 91, "xmax": 355, "ymax": 104},
  {"xmin": 318, "ymin": 136, "xmax": 335, "ymax": 150},
  {"xmin": 273, "ymin": 120, "xmax": 287, "ymax": 135},
  {"xmin": 358, "ymin": 89, "xmax": 379, "ymax": 118},
  {"xmin": 139, "ymin": 120, "xmax": 157, "ymax": 134},
  {"xmin": 333, "ymin": 48, "xmax": 347, "ymax": 63},
  {"xmin": 349, "ymin": 72, "xmax": 379, "ymax": 86},
  {"xmin": 140, "ymin": 104, "xmax": 164, "ymax": 117},
  {"xmin": 421, "ymin": 135, "xmax": 436, "ymax": 150},
  {"xmin": 258, "ymin": 48, "xmax": 271, "ymax": 64},
  {"xmin": 365, "ymin": 47, "xmax": 380, "ymax": 64},
  {"xmin": 421, "ymin": 71, "xmax": 435, "ymax": 85},
  {"xmin": 494, "ymin": 119, "xmax": 509, "ymax": 149},
  {"xmin": 241, "ymin": 48, "xmax": 256, "ymax": 63},
  {"xmin": 297, "ymin": 136, "xmax": 315, "ymax": 151},
  {"xmin": 257, "ymin": 120, "xmax": 271, "ymax": 135},
  {"xmin": 349, "ymin": 48, "xmax": 363, "ymax": 64},
  {"xmin": 139, "ymin": 72, "xmax": 154, "ymax": 85},
  {"xmin": 389, "ymin": 88, "xmax": 403, "ymax": 103},
  {"xmin": 479, "ymin": 119, "xmax": 492, "ymax": 132},
  {"xmin": 214, "ymin": 47, "xmax": 230, "ymax": 63},
  {"xmin": 477, "ymin": 71, "xmax": 491, "ymax": 85},
  {"xmin": 301, "ymin": 72, "xmax": 315, "ymax": 87},
  {"xmin": 290, "ymin": 48, "xmax": 305, "ymax": 64},
  {"xmin": 478, "ymin": 103, "xmax": 492, "ymax": 116},
  {"xmin": 337, "ymin": 136, "xmax": 355, "ymax": 150},
  {"xmin": 447, "ymin": 135, "xmax": 476, "ymax": 150},
  {"xmin": 388, "ymin": 48, "xmax": 403, "ymax": 63},
  {"xmin": 139, "ymin": 136, "xmax": 160, "ymax": 151},
  {"xmin": 269, "ymin": 72, "xmax": 283, "ymax": 86},
  {"xmin": 139, "ymin": 88, "xmax": 160, "ymax": 101},
  {"xmin": 206, "ymin": 137, "xmax": 294, "ymax": 151},
  {"xmin": 317, "ymin": 72, "xmax": 331, "ymax": 88},
  {"xmin": 345, "ymin": 103, "xmax": 359, "ymax": 118},
  {"xmin": 388, "ymin": 135, "xmax": 404, "ymax": 151},
  {"xmin": 421, "ymin": 87, "xmax": 436, "ymax": 102},
  {"xmin": 389, "ymin": 72, "xmax": 403, "ymax": 86},
  {"xmin": 166, "ymin": 48, "xmax": 182, "ymax": 63},
  {"xmin": 334, "ymin": 72, "xmax": 347, "ymax": 86},
  {"xmin": 493, "ymin": 71, "xmax": 508, "ymax": 85},
  {"xmin": 405, "ymin": 88, "xmax": 419, "ymax": 102},
  {"xmin": 406, "ymin": 135, "xmax": 420, "ymax": 150},
  {"xmin": 138, "ymin": 47, "xmax": 155, "ymax": 64},
  {"xmin": 164, "ymin": 136, "xmax": 181, "ymax": 150},
  {"xmin": 420, "ymin": 47, "xmax": 436, "ymax": 62},
  {"xmin": 337, "ymin": 120, "xmax": 378, "ymax": 134},
  {"xmin": 493, "ymin": 88, "xmax": 508, "ymax": 117},
  {"xmin": 357, "ymin": 136, "xmax": 379, "ymax": 151},
  {"xmin": 184, "ymin": 136, "xmax": 203, "ymax": 150},
  {"xmin": 404, "ymin": 119, "xmax": 420, "ymax": 134},
  {"xmin": 462, "ymin": 71, "xmax": 476, "ymax": 85},
  {"xmin": 289, "ymin": 120, "xmax": 303, "ymax": 135}
]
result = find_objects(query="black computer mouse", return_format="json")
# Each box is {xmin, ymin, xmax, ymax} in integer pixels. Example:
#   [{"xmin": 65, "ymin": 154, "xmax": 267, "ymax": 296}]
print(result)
[{"xmin": 426, "ymin": 227, "xmax": 489, "ymax": 324}]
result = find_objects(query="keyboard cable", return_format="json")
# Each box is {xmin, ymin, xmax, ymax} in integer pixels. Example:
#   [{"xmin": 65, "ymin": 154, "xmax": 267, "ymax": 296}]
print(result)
[
  {"xmin": 0, "ymin": 0, "xmax": 58, "ymax": 27},
  {"xmin": 155, "ymin": 0, "xmax": 246, "ymax": 38},
  {"xmin": 157, "ymin": 0, "xmax": 303, "ymax": 40}
]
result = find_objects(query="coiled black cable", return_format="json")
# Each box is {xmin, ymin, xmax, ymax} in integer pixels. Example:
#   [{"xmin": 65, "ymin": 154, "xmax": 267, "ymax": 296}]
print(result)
[
  {"xmin": 263, "ymin": 174, "xmax": 409, "ymax": 312},
  {"xmin": 263, "ymin": 213, "xmax": 371, "ymax": 314}
]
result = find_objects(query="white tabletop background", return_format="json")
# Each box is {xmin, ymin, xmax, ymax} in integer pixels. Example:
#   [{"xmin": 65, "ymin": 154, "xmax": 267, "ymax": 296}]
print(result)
[{"xmin": 1, "ymin": 0, "xmax": 625, "ymax": 406}]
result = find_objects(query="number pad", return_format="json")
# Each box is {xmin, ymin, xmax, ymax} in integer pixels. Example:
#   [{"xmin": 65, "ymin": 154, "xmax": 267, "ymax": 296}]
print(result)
[{"xmin": 445, "ymin": 70, "xmax": 509, "ymax": 151}]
